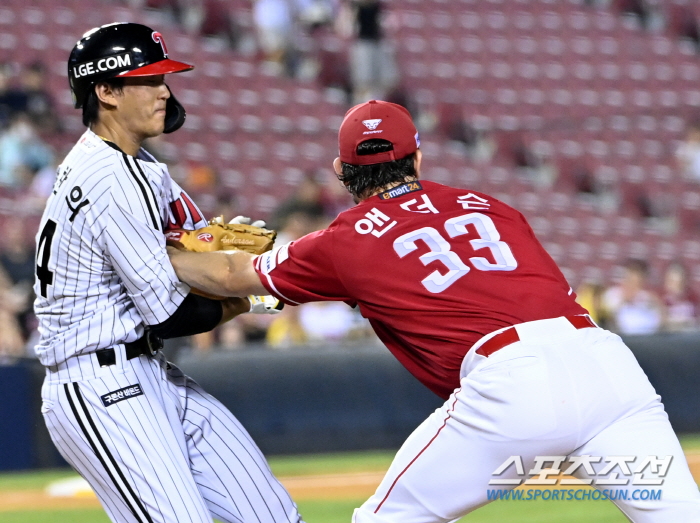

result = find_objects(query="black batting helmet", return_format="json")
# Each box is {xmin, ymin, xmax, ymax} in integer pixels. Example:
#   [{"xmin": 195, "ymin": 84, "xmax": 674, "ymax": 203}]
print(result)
[{"xmin": 68, "ymin": 22, "xmax": 194, "ymax": 133}]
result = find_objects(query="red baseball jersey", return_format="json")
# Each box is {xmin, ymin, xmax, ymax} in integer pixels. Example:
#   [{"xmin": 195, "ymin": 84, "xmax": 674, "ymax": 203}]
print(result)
[{"xmin": 255, "ymin": 181, "xmax": 587, "ymax": 398}]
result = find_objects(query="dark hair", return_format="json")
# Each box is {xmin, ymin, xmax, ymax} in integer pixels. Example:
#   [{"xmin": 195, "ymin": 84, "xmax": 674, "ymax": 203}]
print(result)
[
  {"xmin": 82, "ymin": 78, "xmax": 125, "ymax": 127},
  {"xmin": 338, "ymin": 139, "xmax": 416, "ymax": 200}
]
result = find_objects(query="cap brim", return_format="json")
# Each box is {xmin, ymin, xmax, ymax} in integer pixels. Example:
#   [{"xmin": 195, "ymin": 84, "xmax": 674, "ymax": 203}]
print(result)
[{"xmin": 119, "ymin": 59, "xmax": 194, "ymax": 77}]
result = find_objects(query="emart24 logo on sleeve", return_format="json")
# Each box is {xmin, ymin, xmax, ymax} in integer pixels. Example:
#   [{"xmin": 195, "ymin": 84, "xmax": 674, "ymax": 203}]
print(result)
[{"xmin": 486, "ymin": 455, "xmax": 671, "ymax": 502}]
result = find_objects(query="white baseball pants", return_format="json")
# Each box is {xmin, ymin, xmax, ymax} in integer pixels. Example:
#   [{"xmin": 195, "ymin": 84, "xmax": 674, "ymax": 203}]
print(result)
[
  {"xmin": 354, "ymin": 317, "xmax": 700, "ymax": 523},
  {"xmin": 41, "ymin": 351, "xmax": 303, "ymax": 523}
]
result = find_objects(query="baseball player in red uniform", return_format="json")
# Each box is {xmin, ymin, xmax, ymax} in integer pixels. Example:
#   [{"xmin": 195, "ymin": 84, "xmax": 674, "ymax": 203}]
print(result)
[{"xmin": 168, "ymin": 100, "xmax": 700, "ymax": 522}]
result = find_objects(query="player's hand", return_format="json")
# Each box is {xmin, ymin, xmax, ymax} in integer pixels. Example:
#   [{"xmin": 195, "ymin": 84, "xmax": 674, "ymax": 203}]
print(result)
[
  {"xmin": 220, "ymin": 297, "xmax": 253, "ymax": 324},
  {"xmin": 247, "ymin": 295, "xmax": 284, "ymax": 314},
  {"xmin": 229, "ymin": 215, "xmax": 267, "ymax": 228}
]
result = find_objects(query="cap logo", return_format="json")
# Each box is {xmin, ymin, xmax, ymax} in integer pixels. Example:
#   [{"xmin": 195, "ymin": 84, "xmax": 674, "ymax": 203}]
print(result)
[
  {"xmin": 72, "ymin": 53, "xmax": 132, "ymax": 79},
  {"xmin": 362, "ymin": 119, "xmax": 382, "ymax": 131},
  {"xmin": 152, "ymin": 31, "xmax": 168, "ymax": 57}
]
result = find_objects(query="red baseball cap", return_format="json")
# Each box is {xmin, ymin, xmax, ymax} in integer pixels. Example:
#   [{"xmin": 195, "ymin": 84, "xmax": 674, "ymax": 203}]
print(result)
[{"xmin": 338, "ymin": 100, "xmax": 420, "ymax": 165}]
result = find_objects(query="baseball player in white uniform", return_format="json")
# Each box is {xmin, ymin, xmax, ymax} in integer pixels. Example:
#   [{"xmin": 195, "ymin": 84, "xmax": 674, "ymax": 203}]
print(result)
[{"xmin": 34, "ymin": 23, "xmax": 303, "ymax": 523}]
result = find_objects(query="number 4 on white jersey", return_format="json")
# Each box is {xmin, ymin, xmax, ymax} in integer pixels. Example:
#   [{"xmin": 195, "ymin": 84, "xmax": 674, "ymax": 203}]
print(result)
[{"xmin": 393, "ymin": 212, "xmax": 517, "ymax": 294}]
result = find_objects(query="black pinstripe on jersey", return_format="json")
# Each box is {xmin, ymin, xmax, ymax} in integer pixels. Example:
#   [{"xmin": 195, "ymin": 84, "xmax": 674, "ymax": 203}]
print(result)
[
  {"xmin": 121, "ymin": 153, "xmax": 160, "ymax": 231},
  {"xmin": 64, "ymin": 382, "xmax": 153, "ymax": 523}
]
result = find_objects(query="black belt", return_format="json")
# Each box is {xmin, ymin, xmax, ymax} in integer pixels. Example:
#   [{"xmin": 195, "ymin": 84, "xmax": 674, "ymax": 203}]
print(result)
[{"xmin": 94, "ymin": 331, "xmax": 164, "ymax": 367}]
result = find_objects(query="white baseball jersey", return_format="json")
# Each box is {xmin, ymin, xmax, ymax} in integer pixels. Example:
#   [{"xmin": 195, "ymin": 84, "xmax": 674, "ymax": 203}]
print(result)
[
  {"xmin": 34, "ymin": 129, "xmax": 202, "ymax": 375},
  {"xmin": 36, "ymin": 129, "xmax": 303, "ymax": 523}
]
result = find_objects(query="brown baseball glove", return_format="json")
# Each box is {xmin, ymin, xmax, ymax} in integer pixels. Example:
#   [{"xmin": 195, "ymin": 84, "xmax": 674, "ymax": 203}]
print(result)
[
  {"xmin": 165, "ymin": 217, "xmax": 276, "ymax": 255},
  {"xmin": 165, "ymin": 216, "xmax": 278, "ymax": 302}
]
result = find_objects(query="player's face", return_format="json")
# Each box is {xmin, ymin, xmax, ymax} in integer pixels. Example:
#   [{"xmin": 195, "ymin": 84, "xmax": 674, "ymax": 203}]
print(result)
[{"xmin": 117, "ymin": 75, "xmax": 170, "ymax": 138}]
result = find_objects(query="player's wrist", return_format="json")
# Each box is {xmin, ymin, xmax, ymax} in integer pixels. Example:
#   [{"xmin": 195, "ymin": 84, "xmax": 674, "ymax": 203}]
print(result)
[{"xmin": 219, "ymin": 297, "xmax": 251, "ymax": 324}]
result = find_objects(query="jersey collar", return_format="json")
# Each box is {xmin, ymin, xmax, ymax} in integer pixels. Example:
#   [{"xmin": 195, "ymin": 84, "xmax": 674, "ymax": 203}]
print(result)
[{"xmin": 89, "ymin": 130, "xmax": 156, "ymax": 163}]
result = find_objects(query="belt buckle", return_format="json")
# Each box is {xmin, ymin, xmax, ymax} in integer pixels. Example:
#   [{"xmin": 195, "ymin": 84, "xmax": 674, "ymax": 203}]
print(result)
[{"xmin": 145, "ymin": 331, "xmax": 163, "ymax": 356}]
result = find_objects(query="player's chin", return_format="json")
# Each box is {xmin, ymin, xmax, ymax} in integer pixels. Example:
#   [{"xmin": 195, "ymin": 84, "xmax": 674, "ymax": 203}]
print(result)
[{"xmin": 146, "ymin": 116, "xmax": 166, "ymax": 137}]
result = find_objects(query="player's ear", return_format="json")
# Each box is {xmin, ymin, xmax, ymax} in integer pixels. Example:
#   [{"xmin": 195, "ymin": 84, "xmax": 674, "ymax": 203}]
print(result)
[
  {"xmin": 413, "ymin": 149, "xmax": 422, "ymax": 179},
  {"xmin": 333, "ymin": 157, "xmax": 343, "ymax": 177},
  {"xmin": 94, "ymin": 82, "xmax": 120, "ymax": 108}
]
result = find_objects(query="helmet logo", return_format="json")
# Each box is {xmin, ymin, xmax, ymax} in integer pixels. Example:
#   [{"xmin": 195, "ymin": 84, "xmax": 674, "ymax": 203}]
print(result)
[
  {"xmin": 152, "ymin": 31, "xmax": 168, "ymax": 57},
  {"xmin": 72, "ymin": 53, "xmax": 132, "ymax": 79}
]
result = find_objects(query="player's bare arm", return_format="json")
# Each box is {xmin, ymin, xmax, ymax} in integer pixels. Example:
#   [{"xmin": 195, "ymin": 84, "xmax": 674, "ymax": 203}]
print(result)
[{"xmin": 168, "ymin": 246, "xmax": 268, "ymax": 298}]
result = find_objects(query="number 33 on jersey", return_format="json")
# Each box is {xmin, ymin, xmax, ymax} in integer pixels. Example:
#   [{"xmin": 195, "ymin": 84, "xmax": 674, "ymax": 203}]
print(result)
[{"xmin": 355, "ymin": 187, "xmax": 518, "ymax": 294}]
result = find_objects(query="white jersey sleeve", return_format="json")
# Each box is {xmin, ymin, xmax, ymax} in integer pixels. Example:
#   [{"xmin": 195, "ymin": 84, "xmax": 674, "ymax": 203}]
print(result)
[{"xmin": 105, "ymin": 161, "xmax": 189, "ymax": 325}]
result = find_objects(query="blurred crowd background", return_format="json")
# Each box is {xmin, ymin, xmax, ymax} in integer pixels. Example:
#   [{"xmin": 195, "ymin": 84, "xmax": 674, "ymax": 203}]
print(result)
[{"xmin": 1, "ymin": 0, "xmax": 700, "ymax": 362}]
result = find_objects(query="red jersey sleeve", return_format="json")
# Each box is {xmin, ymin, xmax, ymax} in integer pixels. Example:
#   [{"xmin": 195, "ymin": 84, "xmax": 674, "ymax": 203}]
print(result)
[{"xmin": 254, "ymin": 227, "xmax": 352, "ymax": 305}]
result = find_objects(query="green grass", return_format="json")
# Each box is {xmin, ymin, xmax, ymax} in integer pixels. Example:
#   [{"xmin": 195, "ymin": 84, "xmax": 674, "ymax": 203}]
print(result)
[
  {"xmin": 0, "ymin": 497, "xmax": 627, "ymax": 523},
  {"xmin": 0, "ymin": 503, "xmax": 367, "ymax": 523},
  {"xmin": 459, "ymin": 499, "xmax": 627, "ymax": 522},
  {"xmin": 268, "ymin": 450, "xmax": 396, "ymax": 476},
  {"xmin": 298, "ymin": 499, "xmax": 366, "ymax": 523},
  {"xmin": 0, "ymin": 499, "xmax": 629, "ymax": 523},
  {"xmin": 295, "ymin": 497, "xmax": 627, "ymax": 523},
  {"xmin": 0, "ymin": 445, "xmax": 687, "ymax": 523},
  {"xmin": 1, "ymin": 509, "xmax": 110, "ymax": 523},
  {"xmin": 679, "ymin": 433, "xmax": 700, "ymax": 452}
]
